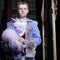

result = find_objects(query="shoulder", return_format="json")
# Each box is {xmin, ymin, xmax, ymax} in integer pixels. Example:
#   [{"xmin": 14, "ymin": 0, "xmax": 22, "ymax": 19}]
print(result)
[
  {"xmin": 26, "ymin": 18, "xmax": 38, "ymax": 25},
  {"xmin": 7, "ymin": 21, "xmax": 13, "ymax": 25},
  {"xmin": 7, "ymin": 18, "xmax": 16, "ymax": 24},
  {"xmin": 32, "ymin": 20, "xmax": 38, "ymax": 25}
]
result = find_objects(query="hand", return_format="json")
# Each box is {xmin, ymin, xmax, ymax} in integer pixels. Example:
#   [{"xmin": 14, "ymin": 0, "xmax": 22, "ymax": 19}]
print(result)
[
  {"xmin": 19, "ymin": 37, "xmax": 26, "ymax": 44},
  {"xmin": 4, "ymin": 43, "xmax": 8, "ymax": 48},
  {"xmin": 16, "ymin": 47, "xmax": 21, "ymax": 53}
]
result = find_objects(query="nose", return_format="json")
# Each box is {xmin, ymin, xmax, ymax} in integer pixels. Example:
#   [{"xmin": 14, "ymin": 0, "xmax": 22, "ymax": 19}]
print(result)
[{"xmin": 21, "ymin": 9, "xmax": 25, "ymax": 12}]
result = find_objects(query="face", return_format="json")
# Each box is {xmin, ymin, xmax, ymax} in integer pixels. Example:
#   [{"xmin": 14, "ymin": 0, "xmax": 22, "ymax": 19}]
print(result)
[{"xmin": 18, "ymin": 4, "xmax": 29, "ymax": 18}]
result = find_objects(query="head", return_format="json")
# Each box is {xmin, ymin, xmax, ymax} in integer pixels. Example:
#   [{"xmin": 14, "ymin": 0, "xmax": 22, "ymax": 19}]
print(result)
[{"xmin": 17, "ymin": 1, "xmax": 29, "ymax": 18}]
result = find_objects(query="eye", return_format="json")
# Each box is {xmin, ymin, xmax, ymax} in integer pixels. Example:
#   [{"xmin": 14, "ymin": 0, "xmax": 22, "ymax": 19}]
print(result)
[
  {"xmin": 18, "ymin": 8, "xmax": 22, "ymax": 10},
  {"xmin": 24, "ymin": 8, "xmax": 27, "ymax": 10},
  {"xmin": 18, "ymin": 8, "xmax": 28, "ymax": 10}
]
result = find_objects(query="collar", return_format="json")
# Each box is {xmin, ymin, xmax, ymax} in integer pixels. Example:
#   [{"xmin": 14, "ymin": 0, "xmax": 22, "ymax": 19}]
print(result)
[{"xmin": 11, "ymin": 17, "xmax": 33, "ymax": 22}]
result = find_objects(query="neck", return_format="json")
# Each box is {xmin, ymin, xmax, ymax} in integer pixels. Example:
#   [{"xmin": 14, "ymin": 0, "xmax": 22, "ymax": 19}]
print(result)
[{"xmin": 19, "ymin": 17, "xmax": 26, "ymax": 20}]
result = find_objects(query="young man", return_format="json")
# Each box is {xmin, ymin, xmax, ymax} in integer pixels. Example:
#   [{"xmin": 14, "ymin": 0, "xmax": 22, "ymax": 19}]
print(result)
[{"xmin": 1, "ymin": 1, "xmax": 41, "ymax": 60}]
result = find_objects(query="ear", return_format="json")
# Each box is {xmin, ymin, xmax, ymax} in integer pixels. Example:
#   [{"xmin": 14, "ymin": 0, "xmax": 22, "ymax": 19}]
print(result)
[{"xmin": 27, "ymin": 9, "xmax": 29, "ymax": 14}]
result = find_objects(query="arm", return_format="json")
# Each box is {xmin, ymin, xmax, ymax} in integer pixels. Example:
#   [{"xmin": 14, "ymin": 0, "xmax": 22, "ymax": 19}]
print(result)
[{"xmin": 32, "ymin": 21, "xmax": 41, "ymax": 47}]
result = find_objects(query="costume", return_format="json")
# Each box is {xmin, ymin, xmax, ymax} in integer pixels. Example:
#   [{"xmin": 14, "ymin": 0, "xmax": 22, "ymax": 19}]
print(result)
[{"xmin": 1, "ymin": 17, "xmax": 41, "ymax": 60}]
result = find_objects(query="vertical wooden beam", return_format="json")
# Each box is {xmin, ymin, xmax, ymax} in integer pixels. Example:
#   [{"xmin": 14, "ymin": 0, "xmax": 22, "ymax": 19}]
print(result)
[
  {"xmin": 51, "ymin": 0, "xmax": 57, "ymax": 60},
  {"xmin": 41, "ymin": 0, "xmax": 45, "ymax": 60},
  {"xmin": 7, "ymin": 0, "xmax": 12, "ymax": 21}
]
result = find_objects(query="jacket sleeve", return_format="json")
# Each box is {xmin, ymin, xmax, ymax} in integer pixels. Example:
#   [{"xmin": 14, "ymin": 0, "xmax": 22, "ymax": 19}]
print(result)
[
  {"xmin": 7, "ymin": 21, "xmax": 15, "ymax": 30},
  {"xmin": 32, "ymin": 21, "xmax": 41, "ymax": 47}
]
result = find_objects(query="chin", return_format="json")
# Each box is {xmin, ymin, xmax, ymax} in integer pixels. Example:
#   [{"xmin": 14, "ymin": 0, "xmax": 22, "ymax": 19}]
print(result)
[{"xmin": 20, "ymin": 14, "xmax": 27, "ymax": 17}]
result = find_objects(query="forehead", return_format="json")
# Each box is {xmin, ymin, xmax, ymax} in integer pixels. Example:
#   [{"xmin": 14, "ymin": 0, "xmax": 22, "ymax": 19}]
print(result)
[{"xmin": 18, "ymin": 4, "xmax": 28, "ymax": 8}]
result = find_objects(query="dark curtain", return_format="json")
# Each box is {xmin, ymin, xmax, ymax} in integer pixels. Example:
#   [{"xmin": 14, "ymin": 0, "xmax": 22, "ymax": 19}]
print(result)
[
  {"xmin": 36, "ymin": 0, "xmax": 42, "ymax": 60},
  {"xmin": 46, "ymin": 0, "xmax": 53, "ymax": 60},
  {"xmin": 0, "ymin": 0, "xmax": 7, "ymax": 60},
  {"xmin": 0, "ymin": 0, "xmax": 12, "ymax": 60},
  {"xmin": 56, "ymin": 0, "xmax": 60, "ymax": 60}
]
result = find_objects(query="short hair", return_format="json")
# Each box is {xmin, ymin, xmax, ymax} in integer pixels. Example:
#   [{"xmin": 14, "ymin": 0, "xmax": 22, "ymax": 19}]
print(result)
[{"xmin": 17, "ymin": 1, "xmax": 29, "ymax": 9}]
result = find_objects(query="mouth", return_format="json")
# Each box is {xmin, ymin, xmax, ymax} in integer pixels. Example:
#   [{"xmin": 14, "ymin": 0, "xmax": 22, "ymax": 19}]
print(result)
[{"xmin": 21, "ymin": 13, "xmax": 25, "ymax": 15}]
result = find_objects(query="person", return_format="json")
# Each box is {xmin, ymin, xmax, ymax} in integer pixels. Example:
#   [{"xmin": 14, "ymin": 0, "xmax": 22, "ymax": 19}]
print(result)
[{"xmin": 1, "ymin": 1, "xmax": 41, "ymax": 60}]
